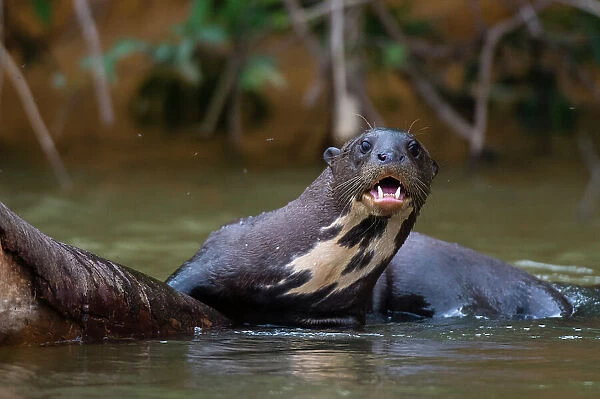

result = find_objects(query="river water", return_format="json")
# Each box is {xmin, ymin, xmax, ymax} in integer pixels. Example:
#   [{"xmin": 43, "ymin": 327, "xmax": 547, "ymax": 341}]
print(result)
[{"xmin": 0, "ymin": 148, "xmax": 599, "ymax": 398}]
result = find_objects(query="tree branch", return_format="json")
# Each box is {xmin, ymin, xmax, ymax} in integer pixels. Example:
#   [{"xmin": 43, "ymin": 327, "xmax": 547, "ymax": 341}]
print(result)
[
  {"xmin": 73, "ymin": 0, "xmax": 114, "ymax": 126},
  {"xmin": 554, "ymin": 0, "xmax": 600, "ymax": 17},
  {"xmin": 300, "ymin": 0, "xmax": 372, "ymax": 23},
  {"xmin": 0, "ymin": 0, "xmax": 4, "ymax": 111},
  {"xmin": 576, "ymin": 134, "xmax": 600, "ymax": 219},
  {"xmin": 282, "ymin": 0, "xmax": 329, "ymax": 107},
  {"xmin": 374, "ymin": 0, "xmax": 553, "ymax": 158},
  {"xmin": 404, "ymin": 64, "xmax": 474, "ymax": 141},
  {"xmin": 0, "ymin": 43, "xmax": 72, "ymax": 190},
  {"xmin": 199, "ymin": 50, "xmax": 241, "ymax": 136},
  {"xmin": 471, "ymin": 0, "xmax": 552, "ymax": 157},
  {"xmin": 372, "ymin": 0, "xmax": 474, "ymax": 141}
]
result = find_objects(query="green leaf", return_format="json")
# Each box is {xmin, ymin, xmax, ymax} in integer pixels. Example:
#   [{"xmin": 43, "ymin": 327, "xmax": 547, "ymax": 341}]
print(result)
[
  {"xmin": 107, "ymin": 39, "xmax": 148, "ymax": 60},
  {"xmin": 80, "ymin": 38, "xmax": 148, "ymax": 82},
  {"xmin": 381, "ymin": 43, "xmax": 407, "ymax": 68},
  {"xmin": 31, "ymin": 0, "xmax": 52, "ymax": 26},
  {"xmin": 239, "ymin": 56, "xmax": 285, "ymax": 91},
  {"xmin": 194, "ymin": 25, "xmax": 228, "ymax": 44},
  {"xmin": 152, "ymin": 43, "xmax": 176, "ymax": 63},
  {"xmin": 188, "ymin": 0, "xmax": 211, "ymax": 27},
  {"xmin": 175, "ymin": 38, "xmax": 201, "ymax": 83}
]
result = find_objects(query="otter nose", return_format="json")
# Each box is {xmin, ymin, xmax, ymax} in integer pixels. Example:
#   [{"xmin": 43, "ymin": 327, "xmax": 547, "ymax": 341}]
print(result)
[{"xmin": 377, "ymin": 151, "xmax": 404, "ymax": 164}]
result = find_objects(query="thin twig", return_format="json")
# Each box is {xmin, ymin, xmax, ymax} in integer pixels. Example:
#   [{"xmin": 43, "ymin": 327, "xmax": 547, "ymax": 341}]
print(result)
[
  {"xmin": 519, "ymin": 0, "xmax": 544, "ymax": 37},
  {"xmin": 0, "ymin": 43, "xmax": 72, "ymax": 189},
  {"xmin": 576, "ymin": 133, "xmax": 600, "ymax": 219},
  {"xmin": 405, "ymin": 64, "xmax": 474, "ymax": 141},
  {"xmin": 0, "ymin": 0, "xmax": 4, "ymax": 111},
  {"xmin": 468, "ymin": 0, "xmax": 486, "ymax": 35},
  {"xmin": 200, "ymin": 51, "xmax": 241, "ymax": 135},
  {"xmin": 330, "ymin": 0, "xmax": 356, "ymax": 141},
  {"xmin": 73, "ymin": 0, "xmax": 114, "ymax": 126},
  {"xmin": 301, "ymin": 0, "xmax": 372, "ymax": 23},
  {"xmin": 472, "ymin": 0, "xmax": 552, "ymax": 157},
  {"xmin": 282, "ymin": 0, "xmax": 329, "ymax": 107},
  {"xmin": 371, "ymin": 0, "xmax": 471, "ymax": 60},
  {"xmin": 375, "ymin": 0, "xmax": 552, "ymax": 158},
  {"xmin": 554, "ymin": 0, "xmax": 600, "ymax": 17},
  {"xmin": 282, "ymin": 0, "xmax": 327, "ymax": 60},
  {"xmin": 372, "ymin": 0, "xmax": 473, "ymax": 141}
]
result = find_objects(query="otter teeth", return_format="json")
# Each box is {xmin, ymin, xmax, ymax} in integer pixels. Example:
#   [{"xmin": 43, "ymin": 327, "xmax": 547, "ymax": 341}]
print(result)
[{"xmin": 373, "ymin": 184, "xmax": 403, "ymax": 200}]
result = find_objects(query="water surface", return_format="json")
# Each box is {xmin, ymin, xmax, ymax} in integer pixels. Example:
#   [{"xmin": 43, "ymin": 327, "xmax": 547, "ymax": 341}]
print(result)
[{"xmin": 0, "ymin": 151, "xmax": 599, "ymax": 398}]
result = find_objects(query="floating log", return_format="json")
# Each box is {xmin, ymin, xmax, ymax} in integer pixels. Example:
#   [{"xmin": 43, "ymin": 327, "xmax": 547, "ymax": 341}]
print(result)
[{"xmin": 0, "ymin": 202, "xmax": 230, "ymax": 346}]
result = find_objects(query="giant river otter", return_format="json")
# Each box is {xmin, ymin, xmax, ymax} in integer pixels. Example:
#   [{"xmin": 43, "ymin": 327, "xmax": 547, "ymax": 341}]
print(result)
[
  {"xmin": 168, "ymin": 127, "xmax": 573, "ymax": 326},
  {"xmin": 167, "ymin": 128, "xmax": 438, "ymax": 327}
]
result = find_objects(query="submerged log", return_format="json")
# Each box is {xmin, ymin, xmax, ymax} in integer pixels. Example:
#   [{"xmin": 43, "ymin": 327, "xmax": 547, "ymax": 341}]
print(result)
[{"xmin": 0, "ymin": 202, "xmax": 230, "ymax": 346}]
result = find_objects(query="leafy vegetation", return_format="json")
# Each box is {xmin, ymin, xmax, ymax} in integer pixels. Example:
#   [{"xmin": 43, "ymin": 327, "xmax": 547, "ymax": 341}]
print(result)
[{"xmin": 7, "ymin": 0, "xmax": 600, "ymax": 155}]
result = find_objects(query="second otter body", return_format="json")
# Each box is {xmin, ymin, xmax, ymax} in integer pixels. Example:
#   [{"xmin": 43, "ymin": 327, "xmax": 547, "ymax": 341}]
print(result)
[
  {"xmin": 167, "ymin": 128, "xmax": 438, "ymax": 327},
  {"xmin": 373, "ymin": 232, "xmax": 573, "ymax": 320}
]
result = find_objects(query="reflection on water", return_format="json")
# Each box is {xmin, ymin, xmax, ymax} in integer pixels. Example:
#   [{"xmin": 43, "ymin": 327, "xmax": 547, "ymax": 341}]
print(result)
[
  {"xmin": 1, "ymin": 153, "xmax": 600, "ymax": 397},
  {"xmin": 1, "ymin": 320, "xmax": 599, "ymax": 398}
]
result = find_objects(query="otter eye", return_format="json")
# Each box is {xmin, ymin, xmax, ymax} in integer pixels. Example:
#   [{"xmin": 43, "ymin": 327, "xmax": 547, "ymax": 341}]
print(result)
[
  {"xmin": 360, "ymin": 140, "xmax": 372, "ymax": 154},
  {"xmin": 408, "ymin": 140, "xmax": 421, "ymax": 158}
]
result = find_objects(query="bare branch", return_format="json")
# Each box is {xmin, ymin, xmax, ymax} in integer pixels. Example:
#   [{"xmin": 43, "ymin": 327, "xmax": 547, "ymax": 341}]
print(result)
[
  {"xmin": 0, "ymin": 0, "xmax": 4, "ymax": 111},
  {"xmin": 472, "ymin": 0, "xmax": 552, "ymax": 156},
  {"xmin": 282, "ymin": 0, "xmax": 327, "ymax": 60},
  {"xmin": 0, "ymin": 43, "xmax": 72, "ymax": 189},
  {"xmin": 282, "ymin": 0, "xmax": 329, "ymax": 106},
  {"xmin": 519, "ymin": 0, "xmax": 544, "ymax": 37},
  {"xmin": 578, "ymin": 134, "xmax": 600, "ymax": 171},
  {"xmin": 405, "ymin": 64, "xmax": 474, "ymax": 141},
  {"xmin": 370, "ymin": 0, "xmax": 463, "ymax": 59},
  {"xmin": 330, "ymin": 0, "xmax": 354, "ymax": 141},
  {"xmin": 576, "ymin": 133, "xmax": 600, "ymax": 219},
  {"xmin": 199, "ymin": 51, "xmax": 241, "ymax": 136},
  {"xmin": 554, "ymin": 0, "xmax": 600, "ymax": 18},
  {"xmin": 73, "ymin": 0, "xmax": 114, "ymax": 126},
  {"xmin": 372, "ymin": 0, "xmax": 474, "ymax": 141},
  {"xmin": 301, "ymin": 0, "xmax": 372, "ymax": 23},
  {"xmin": 468, "ymin": 0, "xmax": 487, "ymax": 34}
]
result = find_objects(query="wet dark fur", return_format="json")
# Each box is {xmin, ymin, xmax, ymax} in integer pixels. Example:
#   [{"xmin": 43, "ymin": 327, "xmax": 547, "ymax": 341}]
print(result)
[
  {"xmin": 167, "ymin": 128, "xmax": 437, "ymax": 327},
  {"xmin": 372, "ymin": 232, "xmax": 573, "ymax": 320}
]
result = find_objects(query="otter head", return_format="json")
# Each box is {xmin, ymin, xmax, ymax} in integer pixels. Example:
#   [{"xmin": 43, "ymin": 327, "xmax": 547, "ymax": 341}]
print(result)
[{"xmin": 324, "ymin": 128, "xmax": 438, "ymax": 218}]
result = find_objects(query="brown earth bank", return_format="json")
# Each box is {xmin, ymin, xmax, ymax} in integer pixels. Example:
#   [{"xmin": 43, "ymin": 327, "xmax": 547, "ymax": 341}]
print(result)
[{"xmin": 2, "ymin": 0, "xmax": 595, "ymax": 170}]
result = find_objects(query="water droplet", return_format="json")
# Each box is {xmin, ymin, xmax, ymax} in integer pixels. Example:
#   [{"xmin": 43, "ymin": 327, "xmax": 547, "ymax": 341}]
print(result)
[
  {"xmin": 137, "ymin": 133, "xmax": 142, "ymax": 137},
  {"xmin": 266, "ymin": 138, "xmax": 274, "ymax": 142}
]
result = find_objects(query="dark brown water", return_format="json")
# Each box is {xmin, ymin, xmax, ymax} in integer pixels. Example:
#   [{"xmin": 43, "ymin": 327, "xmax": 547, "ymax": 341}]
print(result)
[{"xmin": 0, "ymin": 150, "xmax": 599, "ymax": 398}]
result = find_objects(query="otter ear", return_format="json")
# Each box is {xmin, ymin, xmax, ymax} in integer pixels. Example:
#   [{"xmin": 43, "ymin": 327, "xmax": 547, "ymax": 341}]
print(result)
[
  {"xmin": 432, "ymin": 160, "xmax": 439, "ymax": 178},
  {"xmin": 323, "ymin": 147, "xmax": 341, "ymax": 167}
]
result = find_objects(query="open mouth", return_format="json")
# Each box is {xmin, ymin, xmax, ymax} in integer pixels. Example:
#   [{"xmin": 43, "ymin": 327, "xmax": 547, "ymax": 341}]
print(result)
[
  {"xmin": 362, "ymin": 176, "xmax": 410, "ymax": 216},
  {"xmin": 369, "ymin": 177, "xmax": 406, "ymax": 203}
]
